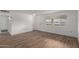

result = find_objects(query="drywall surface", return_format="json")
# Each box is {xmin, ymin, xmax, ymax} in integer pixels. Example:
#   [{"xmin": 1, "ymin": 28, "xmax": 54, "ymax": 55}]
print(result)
[
  {"xmin": 0, "ymin": 15, "xmax": 9, "ymax": 33},
  {"xmin": 78, "ymin": 11, "xmax": 79, "ymax": 42},
  {"xmin": 34, "ymin": 11, "xmax": 78, "ymax": 37},
  {"xmin": 11, "ymin": 14, "xmax": 34, "ymax": 35}
]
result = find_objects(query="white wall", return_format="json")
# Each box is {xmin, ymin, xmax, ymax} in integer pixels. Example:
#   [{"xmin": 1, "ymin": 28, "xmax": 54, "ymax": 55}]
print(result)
[
  {"xmin": 0, "ymin": 15, "xmax": 9, "ymax": 33},
  {"xmin": 34, "ymin": 11, "xmax": 78, "ymax": 37},
  {"xmin": 78, "ymin": 11, "xmax": 79, "ymax": 42},
  {"xmin": 0, "ymin": 11, "xmax": 78, "ymax": 37},
  {"xmin": 10, "ymin": 14, "xmax": 34, "ymax": 35}
]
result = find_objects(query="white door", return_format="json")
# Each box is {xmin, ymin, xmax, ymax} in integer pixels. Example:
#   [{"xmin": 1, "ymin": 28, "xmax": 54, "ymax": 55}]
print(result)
[{"xmin": 0, "ymin": 15, "xmax": 9, "ymax": 33}]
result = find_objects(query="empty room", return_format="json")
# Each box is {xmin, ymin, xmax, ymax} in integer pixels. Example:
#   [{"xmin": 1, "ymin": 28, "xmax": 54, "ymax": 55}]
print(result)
[{"xmin": 0, "ymin": 10, "xmax": 78, "ymax": 48}]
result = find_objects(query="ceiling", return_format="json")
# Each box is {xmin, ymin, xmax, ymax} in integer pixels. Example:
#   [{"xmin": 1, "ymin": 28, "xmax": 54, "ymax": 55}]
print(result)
[
  {"xmin": 0, "ymin": 10, "xmax": 61, "ymax": 15},
  {"xmin": 9, "ymin": 10, "xmax": 61, "ymax": 14}
]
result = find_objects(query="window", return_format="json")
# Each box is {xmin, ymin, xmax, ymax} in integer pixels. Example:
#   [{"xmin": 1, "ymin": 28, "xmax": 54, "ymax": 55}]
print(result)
[
  {"xmin": 53, "ymin": 19, "xmax": 66, "ymax": 26},
  {"xmin": 46, "ymin": 19, "xmax": 53, "ymax": 25},
  {"xmin": 45, "ymin": 15, "xmax": 67, "ymax": 26}
]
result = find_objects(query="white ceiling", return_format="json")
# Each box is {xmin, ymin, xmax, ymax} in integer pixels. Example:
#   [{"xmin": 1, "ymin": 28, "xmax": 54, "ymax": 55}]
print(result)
[{"xmin": 9, "ymin": 10, "xmax": 61, "ymax": 14}]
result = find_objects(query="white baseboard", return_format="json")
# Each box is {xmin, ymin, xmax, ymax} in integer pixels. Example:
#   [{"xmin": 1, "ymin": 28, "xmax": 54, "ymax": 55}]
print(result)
[{"xmin": 10, "ymin": 29, "xmax": 33, "ymax": 35}]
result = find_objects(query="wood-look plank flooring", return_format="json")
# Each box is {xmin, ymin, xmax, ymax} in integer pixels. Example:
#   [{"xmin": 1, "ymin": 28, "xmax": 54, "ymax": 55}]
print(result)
[{"xmin": 0, "ymin": 30, "xmax": 78, "ymax": 48}]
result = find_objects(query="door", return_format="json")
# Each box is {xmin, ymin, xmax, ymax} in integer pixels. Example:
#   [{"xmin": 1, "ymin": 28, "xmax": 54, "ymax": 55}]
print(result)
[{"xmin": 0, "ymin": 15, "xmax": 9, "ymax": 33}]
